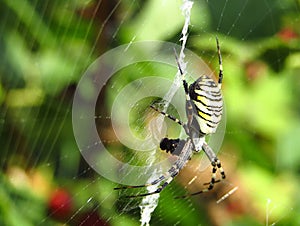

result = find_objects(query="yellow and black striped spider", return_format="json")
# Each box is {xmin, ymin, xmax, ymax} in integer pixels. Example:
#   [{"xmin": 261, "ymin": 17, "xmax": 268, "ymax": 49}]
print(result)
[{"xmin": 115, "ymin": 37, "xmax": 226, "ymax": 198}]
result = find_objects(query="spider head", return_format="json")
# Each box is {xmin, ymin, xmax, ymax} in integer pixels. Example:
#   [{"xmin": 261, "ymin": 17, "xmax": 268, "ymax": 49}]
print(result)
[{"xmin": 160, "ymin": 138, "xmax": 179, "ymax": 153}]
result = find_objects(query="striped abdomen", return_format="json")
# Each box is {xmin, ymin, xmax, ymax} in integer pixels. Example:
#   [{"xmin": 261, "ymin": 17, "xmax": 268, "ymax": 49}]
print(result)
[{"xmin": 189, "ymin": 75, "xmax": 223, "ymax": 135}]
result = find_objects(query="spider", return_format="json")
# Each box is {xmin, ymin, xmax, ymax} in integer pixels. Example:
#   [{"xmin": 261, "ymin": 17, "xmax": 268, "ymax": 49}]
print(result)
[{"xmin": 115, "ymin": 37, "xmax": 226, "ymax": 198}]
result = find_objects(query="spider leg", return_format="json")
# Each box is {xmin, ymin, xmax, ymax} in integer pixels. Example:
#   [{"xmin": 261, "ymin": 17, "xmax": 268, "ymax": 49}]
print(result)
[
  {"xmin": 202, "ymin": 142, "xmax": 225, "ymax": 180},
  {"xmin": 173, "ymin": 49, "xmax": 202, "ymax": 156},
  {"xmin": 115, "ymin": 139, "xmax": 193, "ymax": 198},
  {"xmin": 124, "ymin": 175, "xmax": 176, "ymax": 198},
  {"xmin": 150, "ymin": 104, "xmax": 201, "ymax": 139},
  {"xmin": 216, "ymin": 36, "xmax": 223, "ymax": 89},
  {"xmin": 151, "ymin": 48, "xmax": 193, "ymax": 133},
  {"xmin": 113, "ymin": 166, "xmax": 177, "ymax": 190},
  {"xmin": 173, "ymin": 49, "xmax": 193, "ymax": 126},
  {"xmin": 115, "ymin": 39, "xmax": 227, "ymax": 200},
  {"xmin": 152, "ymin": 50, "xmax": 201, "ymax": 140},
  {"xmin": 174, "ymin": 39, "xmax": 225, "ymax": 198},
  {"xmin": 150, "ymin": 105, "xmax": 183, "ymax": 126},
  {"xmin": 150, "ymin": 104, "xmax": 195, "ymax": 149},
  {"xmin": 175, "ymin": 142, "xmax": 225, "ymax": 199}
]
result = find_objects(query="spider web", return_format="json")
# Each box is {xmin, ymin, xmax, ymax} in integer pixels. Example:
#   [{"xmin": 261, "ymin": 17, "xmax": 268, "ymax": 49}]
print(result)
[{"xmin": 0, "ymin": 0, "xmax": 299, "ymax": 226}]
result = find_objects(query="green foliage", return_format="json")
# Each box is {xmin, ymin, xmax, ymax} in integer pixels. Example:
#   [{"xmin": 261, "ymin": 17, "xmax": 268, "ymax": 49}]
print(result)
[{"xmin": 0, "ymin": 173, "xmax": 47, "ymax": 226}]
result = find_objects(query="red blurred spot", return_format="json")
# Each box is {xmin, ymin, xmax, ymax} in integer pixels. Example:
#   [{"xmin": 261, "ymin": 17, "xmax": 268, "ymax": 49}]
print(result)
[
  {"xmin": 226, "ymin": 201, "xmax": 245, "ymax": 215},
  {"xmin": 77, "ymin": 211, "xmax": 109, "ymax": 226},
  {"xmin": 277, "ymin": 27, "xmax": 298, "ymax": 42},
  {"xmin": 245, "ymin": 61, "xmax": 266, "ymax": 81},
  {"xmin": 48, "ymin": 188, "xmax": 73, "ymax": 221}
]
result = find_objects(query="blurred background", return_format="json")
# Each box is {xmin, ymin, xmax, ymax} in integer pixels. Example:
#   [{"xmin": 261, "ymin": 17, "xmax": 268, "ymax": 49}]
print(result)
[{"xmin": 0, "ymin": 0, "xmax": 300, "ymax": 225}]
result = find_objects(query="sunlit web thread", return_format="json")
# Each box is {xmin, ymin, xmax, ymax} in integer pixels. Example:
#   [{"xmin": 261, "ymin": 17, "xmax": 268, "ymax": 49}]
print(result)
[
  {"xmin": 112, "ymin": 1, "xmax": 136, "ymax": 40},
  {"xmin": 3, "ymin": 0, "xmax": 51, "ymax": 170},
  {"xmin": 264, "ymin": 198, "xmax": 293, "ymax": 226},
  {"xmin": 90, "ymin": 0, "xmax": 122, "ymax": 54},
  {"xmin": 94, "ymin": 115, "xmax": 111, "ymax": 119},
  {"xmin": 60, "ymin": 9, "xmax": 121, "ymax": 219},
  {"xmin": 62, "ymin": 190, "xmax": 100, "ymax": 225},
  {"xmin": 39, "ymin": 175, "xmax": 103, "ymax": 224},
  {"xmin": 27, "ymin": 0, "xmax": 105, "ymax": 168},
  {"xmin": 216, "ymin": 0, "xmax": 228, "ymax": 31},
  {"xmin": 27, "ymin": 1, "xmax": 91, "ymax": 168},
  {"xmin": 138, "ymin": 1, "xmax": 194, "ymax": 226},
  {"xmin": 216, "ymin": 186, "xmax": 238, "ymax": 204},
  {"xmin": 225, "ymin": 2, "xmax": 247, "ymax": 37},
  {"xmin": 115, "ymin": 35, "xmax": 227, "ymax": 201}
]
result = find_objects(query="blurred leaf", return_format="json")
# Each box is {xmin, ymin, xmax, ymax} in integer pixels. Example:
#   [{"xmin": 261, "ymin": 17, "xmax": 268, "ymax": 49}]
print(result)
[
  {"xmin": 0, "ymin": 83, "xmax": 5, "ymax": 105},
  {"xmin": 239, "ymin": 165, "xmax": 296, "ymax": 222},
  {"xmin": 0, "ymin": 173, "xmax": 47, "ymax": 226},
  {"xmin": 38, "ymin": 50, "xmax": 75, "ymax": 95},
  {"xmin": 286, "ymin": 52, "xmax": 300, "ymax": 69},
  {"xmin": 276, "ymin": 122, "xmax": 300, "ymax": 170},
  {"xmin": 155, "ymin": 185, "xmax": 207, "ymax": 225},
  {"xmin": 6, "ymin": 88, "xmax": 44, "ymax": 107},
  {"xmin": 207, "ymin": 0, "xmax": 281, "ymax": 39},
  {"xmin": 3, "ymin": 0, "xmax": 56, "ymax": 47},
  {"xmin": 121, "ymin": 0, "xmax": 183, "ymax": 41},
  {"xmin": 245, "ymin": 73, "xmax": 293, "ymax": 136}
]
